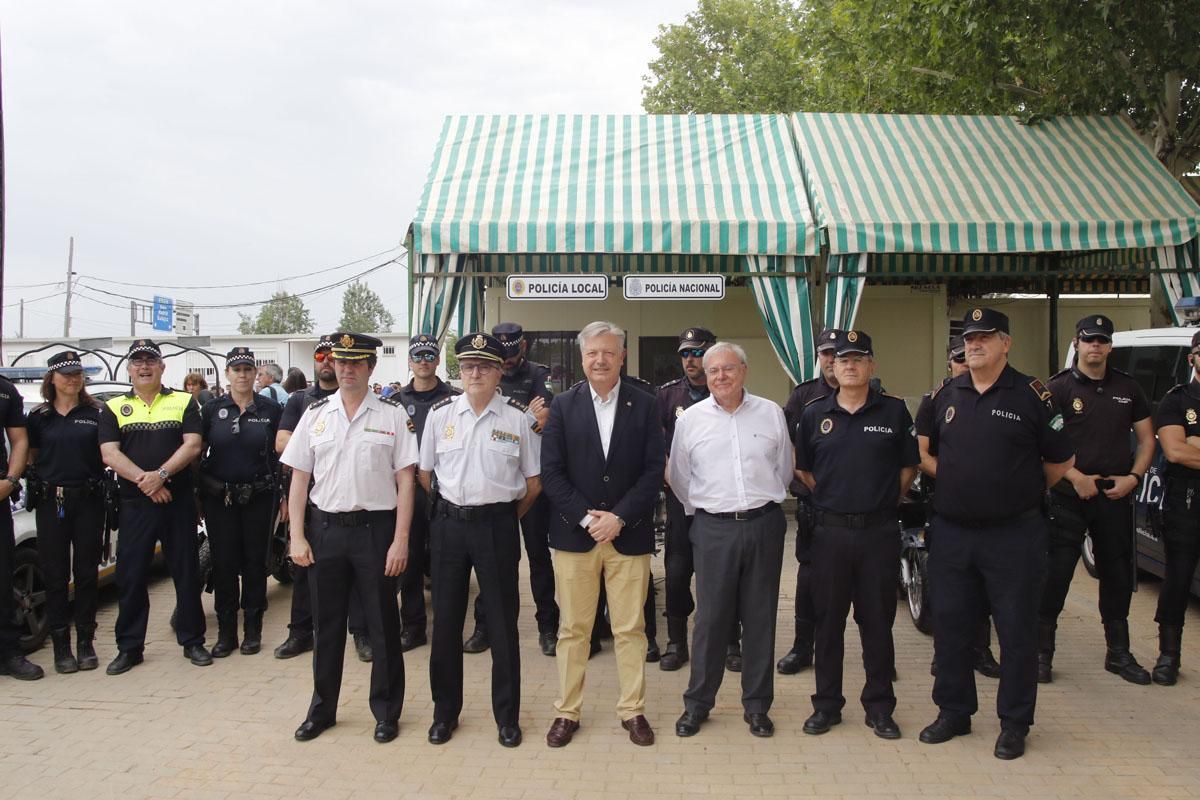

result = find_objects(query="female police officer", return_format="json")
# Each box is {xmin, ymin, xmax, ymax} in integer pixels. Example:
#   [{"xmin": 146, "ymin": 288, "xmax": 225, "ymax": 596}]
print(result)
[
  {"xmin": 199, "ymin": 348, "xmax": 283, "ymax": 657},
  {"xmin": 26, "ymin": 351, "xmax": 106, "ymax": 673}
]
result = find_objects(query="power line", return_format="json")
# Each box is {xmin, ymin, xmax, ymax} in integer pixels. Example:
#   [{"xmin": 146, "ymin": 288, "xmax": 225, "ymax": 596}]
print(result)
[
  {"xmin": 3, "ymin": 290, "xmax": 66, "ymax": 308},
  {"xmin": 4, "ymin": 280, "xmax": 62, "ymax": 289},
  {"xmin": 80, "ymin": 245, "xmax": 404, "ymax": 290}
]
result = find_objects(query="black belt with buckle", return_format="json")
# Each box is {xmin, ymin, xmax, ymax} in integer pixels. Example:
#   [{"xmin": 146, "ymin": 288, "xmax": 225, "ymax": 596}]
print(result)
[
  {"xmin": 816, "ymin": 509, "xmax": 896, "ymax": 529},
  {"xmin": 311, "ymin": 508, "xmax": 393, "ymax": 528},
  {"xmin": 437, "ymin": 499, "xmax": 515, "ymax": 522},
  {"xmin": 699, "ymin": 502, "xmax": 779, "ymax": 521}
]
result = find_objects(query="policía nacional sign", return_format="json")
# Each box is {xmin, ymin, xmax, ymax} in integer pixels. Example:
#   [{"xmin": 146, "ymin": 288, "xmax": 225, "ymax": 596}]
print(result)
[
  {"xmin": 506, "ymin": 274, "xmax": 608, "ymax": 301},
  {"xmin": 622, "ymin": 274, "xmax": 726, "ymax": 301}
]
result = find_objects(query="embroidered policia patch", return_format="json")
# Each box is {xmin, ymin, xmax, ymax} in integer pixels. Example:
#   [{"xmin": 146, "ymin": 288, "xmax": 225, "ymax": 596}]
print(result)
[
  {"xmin": 218, "ymin": 408, "xmax": 229, "ymax": 420},
  {"xmin": 944, "ymin": 406, "xmax": 956, "ymax": 424},
  {"xmin": 819, "ymin": 418, "xmax": 833, "ymax": 434},
  {"xmin": 120, "ymin": 404, "xmax": 133, "ymax": 417}
]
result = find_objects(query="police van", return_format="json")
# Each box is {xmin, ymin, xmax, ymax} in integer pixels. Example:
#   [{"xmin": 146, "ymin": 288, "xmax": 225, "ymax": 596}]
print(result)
[{"xmin": 1067, "ymin": 327, "xmax": 1200, "ymax": 597}]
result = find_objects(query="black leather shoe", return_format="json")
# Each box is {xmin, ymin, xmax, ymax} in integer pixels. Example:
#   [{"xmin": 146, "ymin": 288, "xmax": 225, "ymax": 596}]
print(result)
[
  {"xmin": 353, "ymin": 633, "xmax": 374, "ymax": 662},
  {"xmin": 374, "ymin": 720, "xmax": 399, "ymax": 743},
  {"xmin": 589, "ymin": 639, "xmax": 602, "ymax": 658},
  {"xmin": 802, "ymin": 710, "xmax": 842, "ymax": 735},
  {"xmin": 659, "ymin": 643, "xmax": 688, "ymax": 671},
  {"xmin": 105, "ymin": 651, "xmax": 143, "ymax": 676},
  {"xmin": 498, "ymin": 724, "xmax": 522, "ymax": 747},
  {"xmin": 994, "ymin": 728, "xmax": 1026, "ymax": 760},
  {"xmin": 975, "ymin": 647, "xmax": 1002, "ymax": 679},
  {"xmin": 400, "ymin": 629, "xmax": 427, "ymax": 652},
  {"xmin": 294, "ymin": 719, "xmax": 335, "ymax": 742},
  {"xmin": 463, "ymin": 628, "xmax": 489, "ymax": 653},
  {"xmin": 725, "ymin": 645, "xmax": 742, "ymax": 672},
  {"xmin": 674, "ymin": 709, "xmax": 708, "ymax": 737},
  {"xmin": 274, "ymin": 633, "xmax": 313, "ymax": 660},
  {"xmin": 865, "ymin": 712, "xmax": 901, "ymax": 740},
  {"xmin": 428, "ymin": 720, "xmax": 458, "ymax": 745},
  {"xmin": 777, "ymin": 647, "xmax": 813, "ymax": 675},
  {"xmin": 211, "ymin": 634, "xmax": 238, "ymax": 659},
  {"xmin": 918, "ymin": 715, "xmax": 971, "ymax": 744},
  {"xmin": 645, "ymin": 638, "xmax": 661, "ymax": 663},
  {"xmin": 184, "ymin": 644, "xmax": 213, "ymax": 666},
  {"xmin": 538, "ymin": 631, "xmax": 557, "ymax": 657},
  {"xmin": 744, "ymin": 712, "xmax": 774, "ymax": 738},
  {"xmin": 0, "ymin": 653, "xmax": 45, "ymax": 681}
]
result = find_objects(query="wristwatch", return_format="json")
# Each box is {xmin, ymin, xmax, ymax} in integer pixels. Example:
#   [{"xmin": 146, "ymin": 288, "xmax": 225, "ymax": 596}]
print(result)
[
  {"xmin": 4, "ymin": 475, "xmax": 18, "ymax": 490},
  {"xmin": 157, "ymin": 468, "xmax": 170, "ymax": 481}
]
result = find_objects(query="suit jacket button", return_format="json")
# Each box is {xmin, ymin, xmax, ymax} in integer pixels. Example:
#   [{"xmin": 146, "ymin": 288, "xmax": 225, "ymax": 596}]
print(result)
[
  {"xmin": 600, "ymin": 502, "xmax": 608, "ymax": 509},
  {"xmin": 603, "ymin": 475, "xmax": 610, "ymax": 482}
]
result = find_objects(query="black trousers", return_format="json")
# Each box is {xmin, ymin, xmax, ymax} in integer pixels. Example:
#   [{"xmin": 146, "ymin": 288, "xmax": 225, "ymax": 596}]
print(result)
[
  {"xmin": 307, "ymin": 509, "xmax": 403, "ymax": 726},
  {"xmin": 683, "ymin": 507, "xmax": 785, "ymax": 715},
  {"xmin": 475, "ymin": 494, "xmax": 558, "ymax": 635},
  {"xmin": 930, "ymin": 514, "xmax": 1046, "ymax": 732},
  {"xmin": 1041, "ymin": 490, "xmax": 1134, "ymax": 626},
  {"xmin": 791, "ymin": 498, "xmax": 816, "ymax": 638},
  {"xmin": 1156, "ymin": 480, "xmax": 1200, "ymax": 628},
  {"xmin": 398, "ymin": 485, "xmax": 431, "ymax": 633},
  {"xmin": 114, "ymin": 493, "xmax": 206, "ymax": 653},
  {"xmin": 430, "ymin": 505, "xmax": 522, "ymax": 726},
  {"xmin": 663, "ymin": 488, "xmax": 695, "ymax": 619},
  {"xmin": 811, "ymin": 521, "xmax": 899, "ymax": 715},
  {"xmin": 288, "ymin": 506, "xmax": 366, "ymax": 637},
  {"xmin": 0, "ymin": 506, "xmax": 21, "ymax": 656},
  {"xmin": 35, "ymin": 495, "xmax": 104, "ymax": 633},
  {"xmin": 201, "ymin": 490, "xmax": 273, "ymax": 619}
]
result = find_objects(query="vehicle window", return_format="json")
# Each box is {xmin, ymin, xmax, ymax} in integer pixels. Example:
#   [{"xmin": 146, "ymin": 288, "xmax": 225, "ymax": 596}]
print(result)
[{"xmin": 1113, "ymin": 345, "xmax": 1188, "ymax": 405}]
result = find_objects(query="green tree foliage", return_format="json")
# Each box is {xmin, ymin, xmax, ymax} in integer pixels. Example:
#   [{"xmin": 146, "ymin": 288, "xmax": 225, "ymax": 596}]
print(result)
[
  {"xmin": 237, "ymin": 291, "xmax": 314, "ymax": 335},
  {"xmin": 643, "ymin": 0, "xmax": 1200, "ymax": 176},
  {"xmin": 337, "ymin": 280, "xmax": 395, "ymax": 333}
]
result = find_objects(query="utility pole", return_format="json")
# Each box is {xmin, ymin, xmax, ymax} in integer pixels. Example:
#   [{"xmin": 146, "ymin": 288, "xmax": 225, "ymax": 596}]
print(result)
[
  {"xmin": 18, "ymin": 298, "xmax": 22, "ymax": 338},
  {"xmin": 63, "ymin": 236, "xmax": 74, "ymax": 337},
  {"xmin": 130, "ymin": 300, "xmax": 136, "ymax": 336}
]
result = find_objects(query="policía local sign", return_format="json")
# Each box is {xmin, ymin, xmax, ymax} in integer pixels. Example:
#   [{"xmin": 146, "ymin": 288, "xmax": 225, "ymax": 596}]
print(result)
[
  {"xmin": 506, "ymin": 274, "xmax": 608, "ymax": 300},
  {"xmin": 623, "ymin": 274, "xmax": 725, "ymax": 301}
]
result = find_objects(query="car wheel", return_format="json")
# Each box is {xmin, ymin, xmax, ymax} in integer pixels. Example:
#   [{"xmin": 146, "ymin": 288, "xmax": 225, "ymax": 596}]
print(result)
[
  {"xmin": 1081, "ymin": 533, "xmax": 1098, "ymax": 579},
  {"xmin": 12, "ymin": 547, "xmax": 49, "ymax": 654},
  {"xmin": 905, "ymin": 549, "xmax": 933, "ymax": 635}
]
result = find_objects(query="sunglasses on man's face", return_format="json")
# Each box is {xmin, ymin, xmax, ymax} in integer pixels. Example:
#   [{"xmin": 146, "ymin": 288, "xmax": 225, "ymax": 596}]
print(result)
[
  {"xmin": 411, "ymin": 353, "xmax": 437, "ymax": 363},
  {"xmin": 950, "ymin": 354, "xmax": 966, "ymax": 364},
  {"xmin": 314, "ymin": 350, "xmax": 332, "ymax": 362},
  {"xmin": 1079, "ymin": 335, "xmax": 1111, "ymax": 344},
  {"xmin": 679, "ymin": 348, "xmax": 706, "ymax": 359}
]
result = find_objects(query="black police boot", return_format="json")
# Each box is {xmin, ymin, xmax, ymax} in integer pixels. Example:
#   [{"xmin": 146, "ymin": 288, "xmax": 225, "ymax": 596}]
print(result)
[
  {"xmin": 645, "ymin": 635, "xmax": 661, "ymax": 663},
  {"xmin": 273, "ymin": 631, "xmax": 313, "ymax": 659},
  {"xmin": 240, "ymin": 611, "xmax": 263, "ymax": 655},
  {"xmin": 354, "ymin": 632, "xmax": 374, "ymax": 662},
  {"xmin": 50, "ymin": 627, "xmax": 79, "ymax": 674},
  {"xmin": 777, "ymin": 620, "xmax": 814, "ymax": 675},
  {"xmin": 725, "ymin": 641, "xmax": 743, "ymax": 673},
  {"xmin": 0, "ymin": 652, "xmax": 45, "ymax": 681},
  {"xmin": 211, "ymin": 614, "xmax": 239, "ymax": 659},
  {"xmin": 659, "ymin": 616, "xmax": 689, "ymax": 672},
  {"xmin": 1152, "ymin": 624, "xmax": 1182, "ymax": 686},
  {"xmin": 973, "ymin": 620, "xmax": 1001, "ymax": 679},
  {"xmin": 76, "ymin": 626, "xmax": 99, "ymax": 671},
  {"xmin": 462, "ymin": 627, "xmax": 489, "ymax": 654},
  {"xmin": 1036, "ymin": 620, "xmax": 1056, "ymax": 684},
  {"xmin": 1103, "ymin": 620, "xmax": 1151, "ymax": 685}
]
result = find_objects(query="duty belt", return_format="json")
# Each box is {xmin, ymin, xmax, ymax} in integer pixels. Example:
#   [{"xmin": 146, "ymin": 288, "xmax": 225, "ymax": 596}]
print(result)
[
  {"xmin": 816, "ymin": 509, "xmax": 896, "ymax": 529},
  {"xmin": 311, "ymin": 508, "xmax": 393, "ymax": 528},
  {"xmin": 698, "ymin": 502, "xmax": 779, "ymax": 521},
  {"xmin": 437, "ymin": 499, "xmax": 515, "ymax": 521},
  {"xmin": 199, "ymin": 473, "xmax": 275, "ymax": 506}
]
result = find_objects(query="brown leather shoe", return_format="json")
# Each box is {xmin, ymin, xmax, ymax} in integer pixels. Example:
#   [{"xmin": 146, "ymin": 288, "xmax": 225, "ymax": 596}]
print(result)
[
  {"xmin": 621, "ymin": 714, "xmax": 655, "ymax": 746},
  {"xmin": 545, "ymin": 717, "xmax": 580, "ymax": 748}
]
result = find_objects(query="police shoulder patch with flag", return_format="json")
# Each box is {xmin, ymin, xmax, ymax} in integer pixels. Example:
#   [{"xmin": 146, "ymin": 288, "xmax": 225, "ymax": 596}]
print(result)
[{"xmin": 1049, "ymin": 413, "xmax": 1064, "ymax": 432}]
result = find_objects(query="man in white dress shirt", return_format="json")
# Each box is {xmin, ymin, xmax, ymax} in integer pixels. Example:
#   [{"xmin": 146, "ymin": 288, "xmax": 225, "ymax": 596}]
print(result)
[{"xmin": 668, "ymin": 341, "xmax": 793, "ymax": 739}]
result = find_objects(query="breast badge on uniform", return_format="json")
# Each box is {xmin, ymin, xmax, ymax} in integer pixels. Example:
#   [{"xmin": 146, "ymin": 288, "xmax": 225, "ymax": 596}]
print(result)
[
  {"xmin": 406, "ymin": 404, "xmax": 416, "ymax": 416},
  {"xmin": 218, "ymin": 407, "xmax": 229, "ymax": 420},
  {"xmin": 675, "ymin": 406, "xmax": 684, "ymax": 418},
  {"xmin": 312, "ymin": 419, "xmax": 326, "ymax": 435},
  {"xmin": 1187, "ymin": 408, "xmax": 1198, "ymax": 425},
  {"xmin": 120, "ymin": 404, "xmax": 133, "ymax": 417},
  {"xmin": 491, "ymin": 429, "xmax": 520, "ymax": 445},
  {"xmin": 819, "ymin": 417, "xmax": 834, "ymax": 434},
  {"xmin": 1072, "ymin": 397, "xmax": 1084, "ymax": 413},
  {"xmin": 444, "ymin": 423, "xmax": 455, "ymax": 440},
  {"xmin": 944, "ymin": 406, "xmax": 955, "ymax": 424}
]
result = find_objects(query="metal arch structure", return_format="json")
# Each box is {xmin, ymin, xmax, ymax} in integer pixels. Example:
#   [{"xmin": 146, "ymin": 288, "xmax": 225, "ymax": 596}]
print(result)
[
  {"xmin": 8, "ymin": 342, "xmax": 120, "ymax": 381},
  {"xmin": 111, "ymin": 341, "xmax": 226, "ymax": 391}
]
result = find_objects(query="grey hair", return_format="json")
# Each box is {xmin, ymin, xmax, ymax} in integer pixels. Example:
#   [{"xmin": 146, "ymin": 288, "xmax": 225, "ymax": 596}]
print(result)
[
  {"xmin": 260, "ymin": 363, "xmax": 283, "ymax": 382},
  {"xmin": 577, "ymin": 321, "xmax": 626, "ymax": 350},
  {"xmin": 702, "ymin": 341, "xmax": 747, "ymax": 367}
]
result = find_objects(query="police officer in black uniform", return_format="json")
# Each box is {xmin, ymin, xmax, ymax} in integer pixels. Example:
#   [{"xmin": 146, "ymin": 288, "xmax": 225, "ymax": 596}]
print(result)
[
  {"xmin": 918, "ymin": 308, "xmax": 1074, "ymax": 760},
  {"xmin": 796, "ymin": 330, "xmax": 917, "ymax": 739},
  {"xmin": 394, "ymin": 334, "xmax": 460, "ymax": 651},
  {"xmin": 272, "ymin": 337, "xmax": 371, "ymax": 661},
  {"xmin": 777, "ymin": 327, "xmax": 840, "ymax": 675},
  {"xmin": 916, "ymin": 337, "xmax": 1001, "ymax": 680},
  {"xmin": 1039, "ymin": 315, "xmax": 1154, "ymax": 685},
  {"xmin": 199, "ymin": 348, "xmax": 283, "ymax": 658},
  {"xmin": 463, "ymin": 322, "xmax": 559, "ymax": 656},
  {"xmin": 26, "ymin": 351, "xmax": 106, "ymax": 674},
  {"xmin": 1149, "ymin": 329, "xmax": 1200, "ymax": 685},
  {"xmin": 0, "ymin": 371, "xmax": 35, "ymax": 681}
]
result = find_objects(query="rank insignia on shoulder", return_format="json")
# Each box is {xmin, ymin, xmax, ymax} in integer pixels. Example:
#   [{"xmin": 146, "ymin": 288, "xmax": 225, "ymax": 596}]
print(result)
[
  {"xmin": 431, "ymin": 396, "xmax": 455, "ymax": 410},
  {"xmin": 1029, "ymin": 378, "xmax": 1052, "ymax": 403},
  {"xmin": 506, "ymin": 397, "xmax": 529, "ymax": 412},
  {"xmin": 307, "ymin": 397, "xmax": 330, "ymax": 411}
]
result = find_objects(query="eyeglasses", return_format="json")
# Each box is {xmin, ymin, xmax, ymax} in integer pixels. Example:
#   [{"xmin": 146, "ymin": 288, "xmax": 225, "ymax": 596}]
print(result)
[
  {"xmin": 460, "ymin": 363, "xmax": 498, "ymax": 375},
  {"xmin": 679, "ymin": 348, "xmax": 706, "ymax": 359},
  {"xmin": 130, "ymin": 357, "xmax": 161, "ymax": 367},
  {"xmin": 1079, "ymin": 335, "xmax": 1111, "ymax": 344},
  {"xmin": 411, "ymin": 353, "xmax": 437, "ymax": 363},
  {"xmin": 950, "ymin": 354, "xmax": 966, "ymax": 364}
]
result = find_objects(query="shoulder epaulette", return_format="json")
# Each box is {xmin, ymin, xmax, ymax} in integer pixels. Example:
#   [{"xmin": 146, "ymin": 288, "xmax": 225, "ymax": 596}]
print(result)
[
  {"xmin": 431, "ymin": 396, "xmax": 455, "ymax": 411},
  {"xmin": 569, "ymin": 379, "xmax": 586, "ymax": 391},
  {"xmin": 657, "ymin": 377, "xmax": 683, "ymax": 391},
  {"xmin": 529, "ymin": 361, "xmax": 551, "ymax": 371},
  {"xmin": 1164, "ymin": 383, "xmax": 1188, "ymax": 397},
  {"xmin": 506, "ymin": 397, "xmax": 529, "ymax": 412},
  {"xmin": 379, "ymin": 394, "xmax": 403, "ymax": 406},
  {"xmin": 1049, "ymin": 367, "xmax": 1072, "ymax": 381},
  {"xmin": 624, "ymin": 375, "xmax": 652, "ymax": 387},
  {"xmin": 1109, "ymin": 367, "xmax": 1134, "ymax": 379},
  {"xmin": 31, "ymin": 403, "xmax": 51, "ymax": 415},
  {"xmin": 802, "ymin": 394, "xmax": 827, "ymax": 408},
  {"xmin": 929, "ymin": 376, "xmax": 954, "ymax": 399},
  {"xmin": 1028, "ymin": 378, "xmax": 1052, "ymax": 403},
  {"xmin": 306, "ymin": 396, "xmax": 330, "ymax": 411}
]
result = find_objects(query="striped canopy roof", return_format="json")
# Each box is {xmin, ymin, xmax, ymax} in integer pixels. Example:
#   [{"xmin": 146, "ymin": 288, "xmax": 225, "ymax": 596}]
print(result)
[
  {"xmin": 413, "ymin": 114, "xmax": 818, "ymax": 257},
  {"xmin": 792, "ymin": 113, "xmax": 1200, "ymax": 255}
]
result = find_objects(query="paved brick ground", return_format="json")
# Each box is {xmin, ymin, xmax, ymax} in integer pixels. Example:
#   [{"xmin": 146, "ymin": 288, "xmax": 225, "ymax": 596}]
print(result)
[{"xmin": 3, "ymin": 524, "xmax": 1199, "ymax": 800}]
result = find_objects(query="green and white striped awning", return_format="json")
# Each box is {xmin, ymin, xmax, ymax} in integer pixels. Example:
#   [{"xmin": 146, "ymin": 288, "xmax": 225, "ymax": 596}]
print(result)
[
  {"xmin": 792, "ymin": 113, "xmax": 1200, "ymax": 255},
  {"xmin": 413, "ymin": 114, "xmax": 818, "ymax": 256}
]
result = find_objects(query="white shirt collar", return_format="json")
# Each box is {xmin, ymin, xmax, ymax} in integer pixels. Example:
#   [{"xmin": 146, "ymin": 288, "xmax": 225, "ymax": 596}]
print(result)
[
  {"xmin": 453, "ymin": 391, "xmax": 505, "ymax": 418},
  {"xmin": 589, "ymin": 381, "xmax": 619, "ymax": 405}
]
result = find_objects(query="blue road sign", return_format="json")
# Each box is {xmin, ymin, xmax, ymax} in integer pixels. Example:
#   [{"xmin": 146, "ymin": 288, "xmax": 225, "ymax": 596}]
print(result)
[{"xmin": 153, "ymin": 295, "xmax": 174, "ymax": 332}]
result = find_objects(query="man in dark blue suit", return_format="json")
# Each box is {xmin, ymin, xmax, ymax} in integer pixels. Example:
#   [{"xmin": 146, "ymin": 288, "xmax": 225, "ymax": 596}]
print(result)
[{"xmin": 541, "ymin": 321, "xmax": 666, "ymax": 749}]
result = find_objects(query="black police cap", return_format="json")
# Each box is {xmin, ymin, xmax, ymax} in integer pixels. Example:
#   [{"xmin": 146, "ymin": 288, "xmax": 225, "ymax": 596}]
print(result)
[
  {"xmin": 816, "ymin": 327, "xmax": 842, "ymax": 353},
  {"xmin": 947, "ymin": 335, "xmax": 965, "ymax": 358},
  {"xmin": 834, "ymin": 329, "xmax": 873, "ymax": 357},
  {"xmin": 329, "ymin": 332, "xmax": 382, "ymax": 361},
  {"xmin": 678, "ymin": 327, "xmax": 716, "ymax": 351},
  {"xmin": 1075, "ymin": 314, "xmax": 1114, "ymax": 341},
  {"xmin": 492, "ymin": 322, "xmax": 525, "ymax": 351},
  {"xmin": 225, "ymin": 347, "xmax": 255, "ymax": 367},
  {"xmin": 962, "ymin": 307, "xmax": 1009, "ymax": 336},
  {"xmin": 456, "ymin": 332, "xmax": 504, "ymax": 363},
  {"xmin": 313, "ymin": 335, "xmax": 334, "ymax": 355},
  {"xmin": 47, "ymin": 351, "xmax": 84, "ymax": 375},
  {"xmin": 409, "ymin": 334, "xmax": 439, "ymax": 357},
  {"xmin": 127, "ymin": 339, "xmax": 162, "ymax": 358}
]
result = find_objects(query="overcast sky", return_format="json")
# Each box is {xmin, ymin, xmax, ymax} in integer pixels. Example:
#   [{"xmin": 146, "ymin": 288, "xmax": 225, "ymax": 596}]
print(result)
[{"xmin": 0, "ymin": 0, "xmax": 695, "ymax": 340}]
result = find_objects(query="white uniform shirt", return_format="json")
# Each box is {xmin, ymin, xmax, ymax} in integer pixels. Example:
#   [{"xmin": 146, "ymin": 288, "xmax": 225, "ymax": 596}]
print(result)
[
  {"xmin": 280, "ymin": 389, "xmax": 419, "ymax": 512},
  {"xmin": 419, "ymin": 393, "xmax": 541, "ymax": 506},
  {"xmin": 668, "ymin": 391, "xmax": 792, "ymax": 515}
]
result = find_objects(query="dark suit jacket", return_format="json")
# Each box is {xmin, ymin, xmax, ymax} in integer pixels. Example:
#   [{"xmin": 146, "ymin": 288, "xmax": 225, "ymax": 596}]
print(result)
[{"xmin": 541, "ymin": 379, "xmax": 666, "ymax": 555}]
